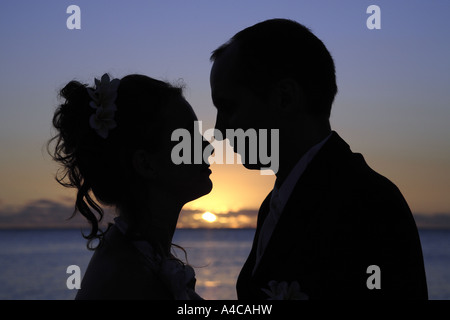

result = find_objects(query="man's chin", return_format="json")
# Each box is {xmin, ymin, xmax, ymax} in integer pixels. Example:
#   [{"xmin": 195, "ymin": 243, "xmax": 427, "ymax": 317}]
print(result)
[{"xmin": 242, "ymin": 163, "xmax": 264, "ymax": 171}]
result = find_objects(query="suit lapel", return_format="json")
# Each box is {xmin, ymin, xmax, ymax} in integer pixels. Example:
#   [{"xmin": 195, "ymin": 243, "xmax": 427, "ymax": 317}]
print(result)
[
  {"xmin": 251, "ymin": 133, "xmax": 345, "ymax": 280},
  {"xmin": 238, "ymin": 132, "xmax": 353, "ymax": 297},
  {"xmin": 243, "ymin": 192, "xmax": 272, "ymax": 267},
  {"xmin": 252, "ymin": 171, "xmax": 328, "ymax": 280},
  {"xmin": 236, "ymin": 192, "xmax": 271, "ymax": 297}
]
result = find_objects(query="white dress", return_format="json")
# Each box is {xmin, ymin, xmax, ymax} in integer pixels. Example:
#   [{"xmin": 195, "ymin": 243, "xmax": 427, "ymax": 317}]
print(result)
[{"xmin": 114, "ymin": 217, "xmax": 202, "ymax": 300}]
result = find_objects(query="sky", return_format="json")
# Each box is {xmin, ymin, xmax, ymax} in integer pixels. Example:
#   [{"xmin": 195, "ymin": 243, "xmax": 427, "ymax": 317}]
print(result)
[{"xmin": 1, "ymin": 0, "xmax": 450, "ymax": 228}]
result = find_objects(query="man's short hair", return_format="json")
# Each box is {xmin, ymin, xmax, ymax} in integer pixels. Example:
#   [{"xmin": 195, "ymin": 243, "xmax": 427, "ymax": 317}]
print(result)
[{"xmin": 211, "ymin": 18, "xmax": 337, "ymax": 117}]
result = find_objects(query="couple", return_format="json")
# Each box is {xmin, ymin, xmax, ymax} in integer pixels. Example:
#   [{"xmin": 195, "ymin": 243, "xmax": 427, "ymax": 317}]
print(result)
[{"xmin": 49, "ymin": 19, "xmax": 428, "ymax": 300}]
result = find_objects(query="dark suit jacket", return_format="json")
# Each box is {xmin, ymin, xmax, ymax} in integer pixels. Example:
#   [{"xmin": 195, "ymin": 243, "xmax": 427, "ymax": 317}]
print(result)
[{"xmin": 237, "ymin": 131, "xmax": 428, "ymax": 299}]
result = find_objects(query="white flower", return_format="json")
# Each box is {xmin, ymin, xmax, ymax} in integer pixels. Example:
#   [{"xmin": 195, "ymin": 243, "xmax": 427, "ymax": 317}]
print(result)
[
  {"xmin": 261, "ymin": 280, "xmax": 309, "ymax": 300},
  {"xmin": 86, "ymin": 73, "xmax": 120, "ymax": 139}
]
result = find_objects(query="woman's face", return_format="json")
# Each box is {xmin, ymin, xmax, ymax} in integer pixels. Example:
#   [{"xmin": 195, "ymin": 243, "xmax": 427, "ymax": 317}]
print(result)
[{"xmin": 149, "ymin": 95, "xmax": 213, "ymax": 204}]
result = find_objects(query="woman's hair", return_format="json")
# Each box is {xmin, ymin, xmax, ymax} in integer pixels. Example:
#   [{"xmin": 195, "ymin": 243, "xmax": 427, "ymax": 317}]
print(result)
[{"xmin": 48, "ymin": 74, "xmax": 183, "ymax": 249}]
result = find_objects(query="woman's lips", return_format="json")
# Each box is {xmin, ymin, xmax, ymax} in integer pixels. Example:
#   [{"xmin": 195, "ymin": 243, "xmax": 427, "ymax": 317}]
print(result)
[{"xmin": 201, "ymin": 165, "xmax": 212, "ymax": 174}]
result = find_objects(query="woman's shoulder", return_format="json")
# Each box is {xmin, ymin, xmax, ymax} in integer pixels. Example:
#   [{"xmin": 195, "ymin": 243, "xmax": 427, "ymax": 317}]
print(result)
[{"xmin": 76, "ymin": 225, "xmax": 173, "ymax": 300}]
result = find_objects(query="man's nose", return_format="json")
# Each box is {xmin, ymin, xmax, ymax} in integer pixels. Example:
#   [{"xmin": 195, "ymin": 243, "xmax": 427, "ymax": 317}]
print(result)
[
  {"xmin": 202, "ymin": 137, "xmax": 214, "ymax": 158},
  {"xmin": 214, "ymin": 113, "xmax": 226, "ymax": 141}
]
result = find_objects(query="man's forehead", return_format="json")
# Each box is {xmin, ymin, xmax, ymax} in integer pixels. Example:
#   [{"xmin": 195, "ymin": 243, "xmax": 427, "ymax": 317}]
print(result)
[{"xmin": 211, "ymin": 43, "xmax": 242, "ymax": 80}]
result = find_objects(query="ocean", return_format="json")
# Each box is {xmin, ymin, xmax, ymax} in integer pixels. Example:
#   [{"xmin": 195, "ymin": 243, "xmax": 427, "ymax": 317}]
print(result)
[{"xmin": 0, "ymin": 228, "xmax": 449, "ymax": 300}]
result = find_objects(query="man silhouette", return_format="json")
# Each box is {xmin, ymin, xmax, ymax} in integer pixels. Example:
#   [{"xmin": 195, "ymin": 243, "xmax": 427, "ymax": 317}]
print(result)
[{"xmin": 210, "ymin": 19, "xmax": 427, "ymax": 299}]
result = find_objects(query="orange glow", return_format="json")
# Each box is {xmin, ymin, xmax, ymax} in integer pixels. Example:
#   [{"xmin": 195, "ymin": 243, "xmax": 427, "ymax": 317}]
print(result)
[
  {"xmin": 177, "ymin": 208, "xmax": 258, "ymax": 229},
  {"xmin": 202, "ymin": 212, "xmax": 217, "ymax": 223},
  {"xmin": 184, "ymin": 162, "xmax": 275, "ymax": 214}
]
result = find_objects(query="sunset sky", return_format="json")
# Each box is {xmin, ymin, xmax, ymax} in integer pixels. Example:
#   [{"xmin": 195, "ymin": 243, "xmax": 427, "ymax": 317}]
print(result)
[{"xmin": 1, "ymin": 1, "xmax": 450, "ymax": 228}]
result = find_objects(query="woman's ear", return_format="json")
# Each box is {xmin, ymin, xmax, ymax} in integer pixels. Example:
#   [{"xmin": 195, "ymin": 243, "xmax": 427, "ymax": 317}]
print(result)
[{"xmin": 132, "ymin": 149, "xmax": 155, "ymax": 179}]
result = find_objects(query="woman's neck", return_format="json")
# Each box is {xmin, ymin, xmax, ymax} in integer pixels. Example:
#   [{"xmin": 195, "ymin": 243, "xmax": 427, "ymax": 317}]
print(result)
[{"xmin": 119, "ymin": 192, "xmax": 183, "ymax": 257}]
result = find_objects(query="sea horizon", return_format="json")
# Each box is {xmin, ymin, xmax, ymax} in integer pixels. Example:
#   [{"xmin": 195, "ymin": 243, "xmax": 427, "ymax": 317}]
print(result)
[
  {"xmin": 1, "ymin": 224, "xmax": 450, "ymax": 231},
  {"xmin": 0, "ymin": 228, "xmax": 449, "ymax": 300},
  {"xmin": 2, "ymin": 198, "xmax": 450, "ymax": 230}
]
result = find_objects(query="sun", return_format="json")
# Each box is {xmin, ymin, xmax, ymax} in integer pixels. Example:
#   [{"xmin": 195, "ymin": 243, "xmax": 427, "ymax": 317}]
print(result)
[{"xmin": 202, "ymin": 211, "xmax": 217, "ymax": 223}]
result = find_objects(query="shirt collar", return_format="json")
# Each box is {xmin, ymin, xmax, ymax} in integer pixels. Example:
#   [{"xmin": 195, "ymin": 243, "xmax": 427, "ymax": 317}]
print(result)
[{"xmin": 274, "ymin": 132, "xmax": 332, "ymax": 211}]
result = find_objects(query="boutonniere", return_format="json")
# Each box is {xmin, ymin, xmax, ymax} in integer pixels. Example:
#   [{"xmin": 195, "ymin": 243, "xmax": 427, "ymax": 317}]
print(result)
[{"xmin": 261, "ymin": 280, "xmax": 308, "ymax": 300}]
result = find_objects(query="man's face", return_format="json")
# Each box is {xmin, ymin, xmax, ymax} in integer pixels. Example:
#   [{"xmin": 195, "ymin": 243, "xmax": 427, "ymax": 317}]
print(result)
[
  {"xmin": 210, "ymin": 45, "xmax": 275, "ymax": 134},
  {"xmin": 210, "ymin": 43, "xmax": 279, "ymax": 169}
]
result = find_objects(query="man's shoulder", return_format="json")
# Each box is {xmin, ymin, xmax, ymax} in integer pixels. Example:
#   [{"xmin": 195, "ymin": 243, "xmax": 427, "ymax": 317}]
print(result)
[
  {"xmin": 295, "ymin": 132, "xmax": 414, "ymax": 230},
  {"xmin": 318, "ymin": 132, "xmax": 405, "ymax": 198}
]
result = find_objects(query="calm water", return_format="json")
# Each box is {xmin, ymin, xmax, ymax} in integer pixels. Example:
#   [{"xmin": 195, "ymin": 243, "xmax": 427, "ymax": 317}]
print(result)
[{"xmin": 0, "ymin": 228, "xmax": 449, "ymax": 300}]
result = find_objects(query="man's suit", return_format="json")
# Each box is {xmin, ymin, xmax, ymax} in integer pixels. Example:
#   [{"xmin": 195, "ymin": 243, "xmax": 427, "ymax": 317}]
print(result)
[{"xmin": 237, "ymin": 131, "xmax": 428, "ymax": 299}]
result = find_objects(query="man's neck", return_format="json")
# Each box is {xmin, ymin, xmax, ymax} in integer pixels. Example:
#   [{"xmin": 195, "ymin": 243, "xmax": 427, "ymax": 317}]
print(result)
[{"xmin": 275, "ymin": 126, "xmax": 331, "ymax": 187}]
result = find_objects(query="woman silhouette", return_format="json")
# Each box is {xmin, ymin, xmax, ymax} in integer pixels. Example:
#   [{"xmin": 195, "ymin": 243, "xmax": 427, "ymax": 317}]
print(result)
[{"xmin": 48, "ymin": 74, "xmax": 212, "ymax": 299}]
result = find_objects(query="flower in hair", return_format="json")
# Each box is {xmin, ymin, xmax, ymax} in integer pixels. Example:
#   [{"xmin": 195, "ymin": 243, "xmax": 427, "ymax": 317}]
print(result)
[{"xmin": 86, "ymin": 73, "xmax": 120, "ymax": 139}]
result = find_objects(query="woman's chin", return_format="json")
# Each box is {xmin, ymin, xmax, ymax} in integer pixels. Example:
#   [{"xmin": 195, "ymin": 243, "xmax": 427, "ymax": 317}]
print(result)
[
  {"xmin": 203, "ymin": 179, "xmax": 213, "ymax": 195},
  {"xmin": 185, "ymin": 179, "xmax": 213, "ymax": 203},
  {"xmin": 197, "ymin": 178, "xmax": 213, "ymax": 198}
]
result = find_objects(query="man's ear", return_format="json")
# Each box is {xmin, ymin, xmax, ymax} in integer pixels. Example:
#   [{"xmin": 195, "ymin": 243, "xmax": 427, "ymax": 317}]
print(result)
[
  {"xmin": 132, "ymin": 149, "xmax": 155, "ymax": 179},
  {"xmin": 274, "ymin": 78, "xmax": 305, "ymax": 113}
]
